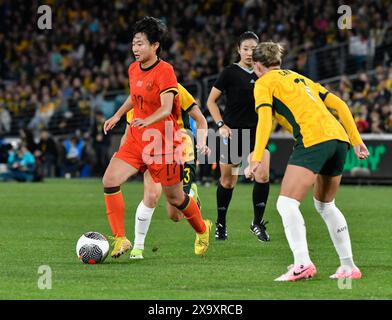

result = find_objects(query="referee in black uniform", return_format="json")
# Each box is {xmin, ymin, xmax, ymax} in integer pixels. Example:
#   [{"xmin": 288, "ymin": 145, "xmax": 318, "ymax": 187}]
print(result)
[{"xmin": 207, "ymin": 31, "xmax": 271, "ymax": 242}]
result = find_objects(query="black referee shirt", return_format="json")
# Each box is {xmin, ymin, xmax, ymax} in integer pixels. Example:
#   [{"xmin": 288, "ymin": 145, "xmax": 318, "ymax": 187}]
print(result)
[{"xmin": 213, "ymin": 63, "xmax": 258, "ymax": 129}]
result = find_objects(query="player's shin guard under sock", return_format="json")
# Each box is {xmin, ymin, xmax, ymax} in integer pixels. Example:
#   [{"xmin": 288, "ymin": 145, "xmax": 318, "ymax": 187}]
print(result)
[
  {"xmin": 176, "ymin": 193, "xmax": 206, "ymax": 234},
  {"xmin": 104, "ymin": 186, "xmax": 125, "ymax": 237},
  {"xmin": 252, "ymin": 181, "xmax": 269, "ymax": 225},
  {"xmin": 216, "ymin": 182, "xmax": 234, "ymax": 226},
  {"xmin": 276, "ymin": 195, "xmax": 312, "ymax": 266},
  {"xmin": 134, "ymin": 201, "xmax": 155, "ymax": 250},
  {"xmin": 313, "ymin": 198, "xmax": 355, "ymax": 269}
]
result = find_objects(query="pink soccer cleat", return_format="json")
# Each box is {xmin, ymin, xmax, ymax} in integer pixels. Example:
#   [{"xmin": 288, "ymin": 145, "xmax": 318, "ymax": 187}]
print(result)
[
  {"xmin": 274, "ymin": 263, "xmax": 317, "ymax": 282},
  {"xmin": 329, "ymin": 266, "xmax": 362, "ymax": 279}
]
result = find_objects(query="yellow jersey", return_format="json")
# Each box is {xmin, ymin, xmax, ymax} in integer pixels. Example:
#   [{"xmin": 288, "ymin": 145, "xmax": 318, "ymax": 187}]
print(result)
[
  {"xmin": 252, "ymin": 69, "xmax": 363, "ymax": 161},
  {"xmin": 126, "ymin": 83, "xmax": 197, "ymax": 162}
]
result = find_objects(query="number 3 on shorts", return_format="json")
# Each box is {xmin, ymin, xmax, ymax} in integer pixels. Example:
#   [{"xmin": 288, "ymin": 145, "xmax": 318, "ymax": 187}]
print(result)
[{"xmin": 183, "ymin": 167, "xmax": 191, "ymax": 184}]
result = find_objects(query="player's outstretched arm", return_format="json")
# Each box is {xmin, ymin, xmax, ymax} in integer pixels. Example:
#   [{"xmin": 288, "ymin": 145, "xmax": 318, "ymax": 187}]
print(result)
[
  {"xmin": 104, "ymin": 95, "xmax": 133, "ymax": 134},
  {"xmin": 246, "ymin": 107, "xmax": 273, "ymax": 180},
  {"xmin": 323, "ymin": 93, "xmax": 369, "ymax": 160},
  {"xmin": 188, "ymin": 105, "xmax": 210, "ymax": 155}
]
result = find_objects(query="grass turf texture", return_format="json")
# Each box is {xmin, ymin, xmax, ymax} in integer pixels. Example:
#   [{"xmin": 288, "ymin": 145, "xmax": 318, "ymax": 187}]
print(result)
[{"xmin": 0, "ymin": 179, "xmax": 391, "ymax": 299}]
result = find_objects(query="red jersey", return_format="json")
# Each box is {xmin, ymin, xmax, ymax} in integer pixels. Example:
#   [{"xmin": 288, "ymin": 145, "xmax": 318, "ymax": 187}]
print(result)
[{"xmin": 128, "ymin": 59, "xmax": 181, "ymax": 155}]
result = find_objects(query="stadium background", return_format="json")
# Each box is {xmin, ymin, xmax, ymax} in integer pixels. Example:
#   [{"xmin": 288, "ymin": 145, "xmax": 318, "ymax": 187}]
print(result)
[{"xmin": 0, "ymin": 0, "xmax": 392, "ymax": 301}]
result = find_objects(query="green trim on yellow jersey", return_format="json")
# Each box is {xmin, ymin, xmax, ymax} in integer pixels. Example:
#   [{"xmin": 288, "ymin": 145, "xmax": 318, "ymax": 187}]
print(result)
[
  {"xmin": 255, "ymin": 103, "xmax": 273, "ymax": 111},
  {"xmin": 273, "ymin": 96, "xmax": 303, "ymax": 145},
  {"xmin": 319, "ymin": 91, "xmax": 329, "ymax": 101},
  {"xmin": 179, "ymin": 108, "xmax": 191, "ymax": 130}
]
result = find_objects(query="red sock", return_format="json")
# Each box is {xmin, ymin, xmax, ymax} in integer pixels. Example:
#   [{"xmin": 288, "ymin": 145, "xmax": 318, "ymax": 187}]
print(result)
[
  {"xmin": 177, "ymin": 193, "xmax": 206, "ymax": 233},
  {"xmin": 104, "ymin": 187, "xmax": 125, "ymax": 237}
]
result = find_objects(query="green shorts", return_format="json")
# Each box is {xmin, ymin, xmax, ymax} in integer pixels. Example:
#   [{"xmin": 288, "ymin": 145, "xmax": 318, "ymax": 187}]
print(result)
[
  {"xmin": 182, "ymin": 162, "xmax": 196, "ymax": 194},
  {"xmin": 288, "ymin": 139, "xmax": 349, "ymax": 176}
]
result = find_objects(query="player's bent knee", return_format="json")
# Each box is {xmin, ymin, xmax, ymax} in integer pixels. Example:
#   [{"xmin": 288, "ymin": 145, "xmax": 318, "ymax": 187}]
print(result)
[
  {"xmin": 313, "ymin": 197, "xmax": 335, "ymax": 215},
  {"xmin": 254, "ymin": 165, "xmax": 269, "ymax": 183},
  {"xmin": 168, "ymin": 199, "xmax": 183, "ymax": 208},
  {"xmin": 255, "ymin": 172, "xmax": 269, "ymax": 183},
  {"xmin": 220, "ymin": 178, "xmax": 236, "ymax": 189},
  {"xmin": 166, "ymin": 204, "xmax": 182, "ymax": 222},
  {"xmin": 276, "ymin": 195, "xmax": 300, "ymax": 216},
  {"xmin": 144, "ymin": 192, "xmax": 160, "ymax": 208},
  {"xmin": 102, "ymin": 174, "xmax": 120, "ymax": 188},
  {"xmin": 166, "ymin": 193, "xmax": 184, "ymax": 208}
]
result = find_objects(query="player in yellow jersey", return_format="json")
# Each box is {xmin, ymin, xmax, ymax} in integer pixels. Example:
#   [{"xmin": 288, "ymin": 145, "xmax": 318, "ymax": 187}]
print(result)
[
  {"xmin": 121, "ymin": 83, "xmax": 210, "ymax": 259},
  {"xmin": 246, "ymin": 42, "xmax": 369, "ymax": 282}
]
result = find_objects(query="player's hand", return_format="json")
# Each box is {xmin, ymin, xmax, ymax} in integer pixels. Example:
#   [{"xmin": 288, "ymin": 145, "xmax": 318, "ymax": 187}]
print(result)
[
  {"xmin": 245, "ymin": 161, "xmax": 261, "ymax": 181},
  {"xmin": 131, "ymin": 118, "xmax": 149, "ymax": 128},
  {"xmin": 103, "ymin": 115, "xmax": 121, "ymax": 135},
  {"xmin": 353, "ymin": 143, "xmax": 369, "ymax": 160},
  {"xmin": 196, "ymin": 144, "xmax": 211, "ymax": 156},
  {"xmin": 219, "ymin": 125, "xmax": 232, "ymax": 139}
]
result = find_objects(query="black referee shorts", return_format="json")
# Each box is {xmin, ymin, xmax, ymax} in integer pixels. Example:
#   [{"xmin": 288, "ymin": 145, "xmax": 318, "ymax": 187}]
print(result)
[{"xmin": 218, "ymin": 128, "xmax": 258, "ymax": 165}]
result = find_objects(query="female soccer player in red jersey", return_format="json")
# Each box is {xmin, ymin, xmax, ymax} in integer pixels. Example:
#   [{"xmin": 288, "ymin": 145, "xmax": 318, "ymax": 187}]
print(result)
[{"xmin": 102, "ymin": 17, "xmax": 211, "ymax": 258}]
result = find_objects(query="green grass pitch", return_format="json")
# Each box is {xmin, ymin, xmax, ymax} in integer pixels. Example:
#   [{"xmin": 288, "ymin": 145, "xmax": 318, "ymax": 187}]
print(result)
[{"xmin": 0, "ymin": 179, "xmax": 391, "ymax": 299}]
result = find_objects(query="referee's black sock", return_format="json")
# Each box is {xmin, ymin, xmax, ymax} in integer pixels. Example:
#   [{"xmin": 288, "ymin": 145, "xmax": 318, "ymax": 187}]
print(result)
[
  {"xmin": 252, "ymin": 181, "xmax": 270, "ymax": 225},
  {"xmin": 216, "ymin": 182, "xmax": 234, "ymax": 226}
]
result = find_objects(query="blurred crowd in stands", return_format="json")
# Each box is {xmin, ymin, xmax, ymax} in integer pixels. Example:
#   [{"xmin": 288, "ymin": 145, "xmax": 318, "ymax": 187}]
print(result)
[
  {"xmin": 1, "ymin": 0, "xmax": 392, "ymax": 181},
  {"xmin": 336, "ymin": 66, "xmax": 392, "ymax": 134},
  {"xmin": 0, "ymin": 111, "xmax": 111, "ymax": 181}
]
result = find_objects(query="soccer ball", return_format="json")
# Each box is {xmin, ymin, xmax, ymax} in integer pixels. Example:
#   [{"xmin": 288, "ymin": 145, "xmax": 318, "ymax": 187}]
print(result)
[{"xmin": 76, "ymin": 232, "xmax": 109, "ymax": 264}]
